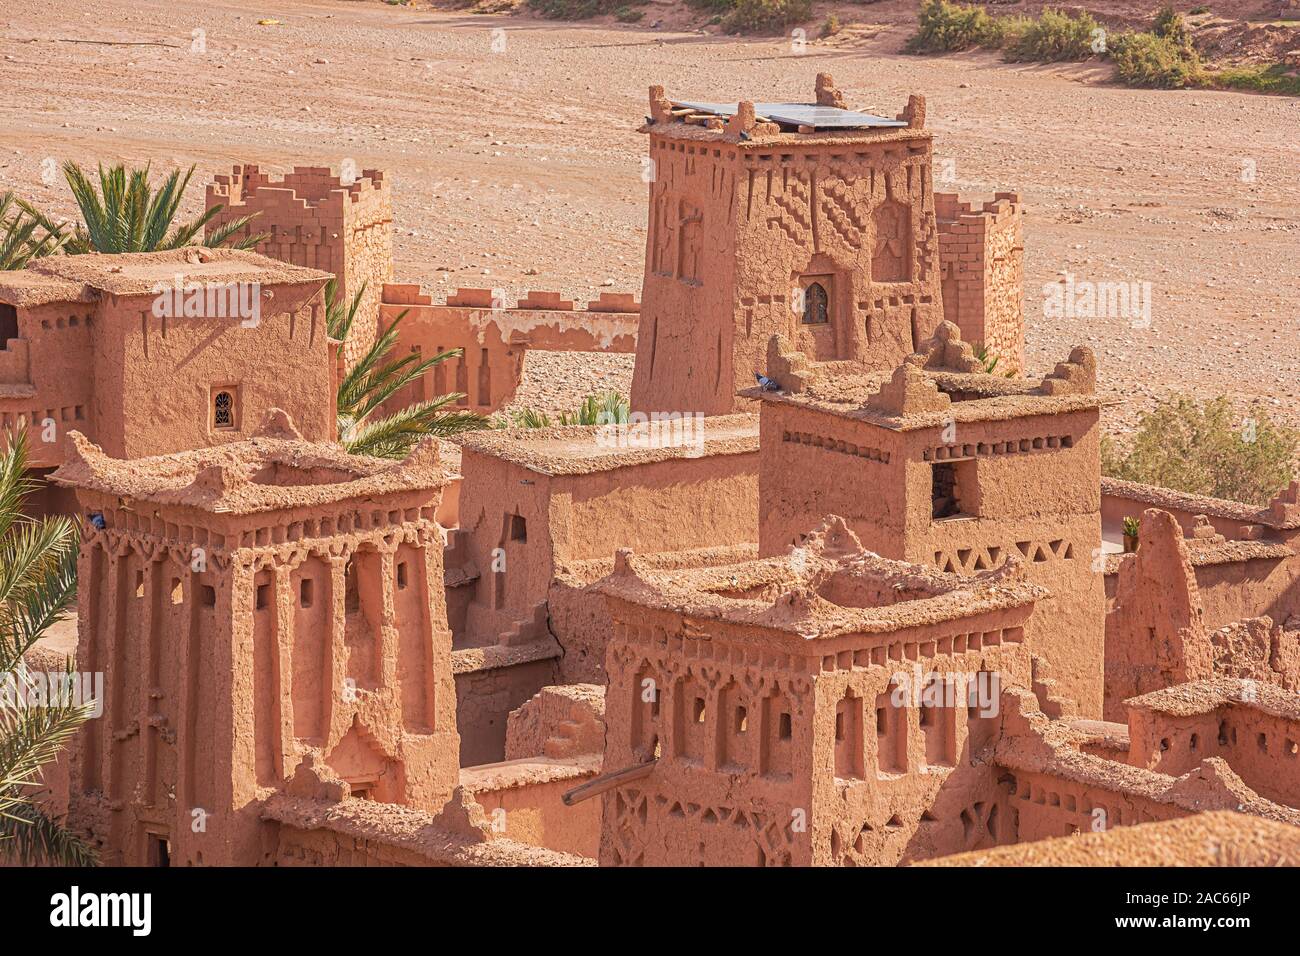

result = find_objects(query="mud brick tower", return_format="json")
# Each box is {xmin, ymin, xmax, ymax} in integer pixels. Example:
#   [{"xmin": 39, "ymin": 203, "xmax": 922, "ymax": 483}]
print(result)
[
  {"xmin": 936, "ymin": 193, "xmax": 1024, "ymax": 374},
  {"xmin": 206, "ymin": 164, "xmax": 393, "ymax": 365},
  {"xmin": 594, "ymin": 518, "xmax": 1042, "ymax": 866},
  {"xmin": 750, "ymin": 326, "xmax": 1106, "ymax": 715},
  {"xmin": 631, "ymin": 75, "xmax": 947, "ymax": 417},
  {"xmin": 52, "ymin": 412, "xmax": 459, "ymax": 866}
]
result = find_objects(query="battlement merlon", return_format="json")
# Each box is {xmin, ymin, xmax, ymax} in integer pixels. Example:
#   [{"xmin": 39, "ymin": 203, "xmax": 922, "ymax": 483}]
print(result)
[
  {"xmin": 206, "ymin": 164, "xmax": 390, "ymax": 212},
  {"xmin": 381, "ymin": 284, "xmax": 640, "ymax": 314},
  {"xmin": 935, "ymin": 192, "xmax": 1023, "ymax": 226}
]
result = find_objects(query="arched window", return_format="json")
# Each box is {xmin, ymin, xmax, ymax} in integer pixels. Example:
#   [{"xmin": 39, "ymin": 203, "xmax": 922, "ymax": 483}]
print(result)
[
  {"xmin": 802, "ymin": 282, "xmax": 829, "ymax": 325},
  {"xmin": 212, "ymin": 390, "xmax": 235, "ymax": 429}
]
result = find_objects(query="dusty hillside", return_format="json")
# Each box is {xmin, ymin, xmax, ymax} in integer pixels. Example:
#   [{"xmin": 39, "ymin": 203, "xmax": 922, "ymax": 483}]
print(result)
[
  {"xmin": 0, "ymin": 0, "xmax": 1297, "ymax": 436},
  {"xmin": 425, "ymin": 0, "xmax": 1300, "ymax": 66}
]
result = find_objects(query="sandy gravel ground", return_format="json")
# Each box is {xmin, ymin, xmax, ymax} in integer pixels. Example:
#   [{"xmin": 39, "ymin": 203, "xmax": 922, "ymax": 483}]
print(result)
[{"xmin": 1, "ymin": 0, "xmax": 1297, "ymax": 434}]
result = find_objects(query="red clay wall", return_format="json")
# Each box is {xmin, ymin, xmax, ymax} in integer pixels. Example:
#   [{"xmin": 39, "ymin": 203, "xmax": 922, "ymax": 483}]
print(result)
[
  {"xmin": 206, "ymin": 165, "xmax": 393, "ymax": 365},
  {"xmin": 379, "ymin": 285, "xmax": 638, "ymax": 415},
  {"xmin": 633, "ymin": 129, "xmax": 945, "ymax": 416}
]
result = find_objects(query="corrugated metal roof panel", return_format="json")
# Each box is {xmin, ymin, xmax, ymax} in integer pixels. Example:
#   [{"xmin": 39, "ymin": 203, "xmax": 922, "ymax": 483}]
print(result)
[{"xmin": 673, "ymin": 101, "xmax": 907, "ymax": 129}]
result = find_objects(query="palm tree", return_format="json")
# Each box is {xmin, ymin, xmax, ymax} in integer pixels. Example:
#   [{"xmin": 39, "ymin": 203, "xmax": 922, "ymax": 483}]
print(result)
[
  {"xmin": 23, "ymin": 161, "xmax": 263, "ymax": 255},
  {"xmin": 327, "ymin": 280, "xmax": 487, "ymax": 459},
  {"xmin": 0, "ymin": 192, "xmax": 68, "ymax": 270},
  {"xmin": 0, "ymin": 431, "xmax": 96, "ymax": 866}
]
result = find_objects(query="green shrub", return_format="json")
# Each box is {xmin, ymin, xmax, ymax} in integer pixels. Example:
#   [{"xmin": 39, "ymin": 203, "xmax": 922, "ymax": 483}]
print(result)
[
  {"xmin": 904, "ymin": 0, "xmax": 1004, "ymax": 53},
  {"xmin": 615, "ymin": 4, "xmax": 644, "ymax": 20},
  {"xmin": 1102, "ymin": 396, "xmax": 1298, "ymax": 506},
  {"xmin": 1003, "ymin": 8, "xmax": 1102, "ymax": 62},
  {"xmin": 1209, "ymin": 63, "xmax": 1300, "ymax": 96},
  {"xmin": 1153, "ymin": 5, "xmax": 1191, "ymax": 47},
  {"xmin": 1109, "ymin": 29, "xmax": 1202, "ymax": 87},
  {"xmin": 687, "ymin": 0, "xmax": 737, "ymax": 12},
  {"xmin": 529, "ymin": 0, "xmax": 621, "ymax": 19},
  {"xmin": 822, "ymin": 12, "xmax": 841, "ymax": 37},
  {"xmin": 501, "ymin": 391, "xmax": 631, "ymax": 429},
  {"xmin": 724, "ymin": 0, "xmax": 811, "ymax": 33}
]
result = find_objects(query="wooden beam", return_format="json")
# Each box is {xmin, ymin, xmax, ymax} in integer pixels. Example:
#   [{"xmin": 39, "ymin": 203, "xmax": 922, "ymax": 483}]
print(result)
[{"xmin": 561, "ymin": 760, "xmax": 656, "ymax": 806}]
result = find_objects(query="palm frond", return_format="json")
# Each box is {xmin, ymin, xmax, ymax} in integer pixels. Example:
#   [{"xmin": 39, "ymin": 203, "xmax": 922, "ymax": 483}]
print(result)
[
  {"xmin": 202, "ymin": 210, "xmax": 266, "ymax": 251},
  {"xmin": 325, "ymin": 278, "xmax": 368, "ymax": 342},
  {"xmin": 330, "ymin": 282, "xmax": 489, "ymax": 455},
  {"xmin": 0, "ymin": 193, "xmax": 68, "ymax": 270},
  {"xmin": 341, "ymin": 399, "xmax": 483, "ymax": 459},
  {"xmin": 50, "ymin": 161, "xmax": 260, "ymax": 254},
  {"xmin": 0, "ymin": 798, "xmax": 97, "ymax": 867}
]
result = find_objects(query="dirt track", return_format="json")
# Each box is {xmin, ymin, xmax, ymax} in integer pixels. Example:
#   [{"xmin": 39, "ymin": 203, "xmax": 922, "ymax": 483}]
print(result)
[{"xmin": 1, "ymin": 0, "xmax": 1297, "ymax": 432}]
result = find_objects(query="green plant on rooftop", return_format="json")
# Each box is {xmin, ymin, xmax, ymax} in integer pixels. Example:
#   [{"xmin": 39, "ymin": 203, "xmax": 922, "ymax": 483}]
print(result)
[{"xmin": 499, "ymin": 391, "xmax": 631, "ymax": 429}]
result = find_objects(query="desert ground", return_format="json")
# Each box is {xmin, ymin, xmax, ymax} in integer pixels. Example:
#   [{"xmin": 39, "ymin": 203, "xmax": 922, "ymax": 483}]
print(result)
[{"xmin": 0, "ymin": 0, "xmax": 1297, "ymax": 433}]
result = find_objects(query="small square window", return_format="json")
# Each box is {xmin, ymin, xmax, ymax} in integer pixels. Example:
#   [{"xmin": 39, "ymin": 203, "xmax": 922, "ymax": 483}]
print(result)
[
  {"xmin": 255, "ymin": 583, "xmax": 271, "ymax": 610},
  {"xmin": 299, "ymin": 579, "xmax": 313, "ymax": 608}
]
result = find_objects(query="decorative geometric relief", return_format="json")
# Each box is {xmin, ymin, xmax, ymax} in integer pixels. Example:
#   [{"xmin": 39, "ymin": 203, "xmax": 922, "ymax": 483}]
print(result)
[{"xmin": 872, "ymin": 199, "xmax": 912, "ymax": 283}]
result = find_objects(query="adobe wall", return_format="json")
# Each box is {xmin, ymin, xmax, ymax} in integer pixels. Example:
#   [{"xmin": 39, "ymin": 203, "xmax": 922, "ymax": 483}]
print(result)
[
  {"xmin": 1102, "ymin": 478, "xmax": 1268, "ymax": 543},
  {"xmin": 91, "ymin": 283, "xmax": 334, "ymax": 460},
  {"xmin": 760, "ymin": 399, "xmax": 1105, "ymax": 716},
  {"xmin": 1003, "ymin": 766, "xmax": 1186, "ymax": 842},
  {"xmin": 758, "ymin": 401, "xmax": 910, "ymax": 557},
  {"xmin": 548, "ymin": 543, "xmax": 759, "ymax": 683},
  {"xmin": 633, "ymin": 118, "xmax": 945, "ymax": 416},
  {"xmin": 1192, "ymin": 548, "xmax": 1300, "ymax": 632},
  {"xmin": 65, "ymin": 466, "xmax": 456, "ymax": 866},
  {"xmin": 935, "ymin": 193, "xmax": 1024, "ymax": 373},
  {"xmin": 0, "ymin": 301, "xmax": 94, "ymax": 470},
  {"xmin": 206, "ymin": 164, "xmax": 393, "ymax": 365},
  {"xmin": 264, "ymin": 792, "xmax": 593, "ymax": 866},
  {"xmin": 916, "ymin": 410, "xmax": 1104, "ymax": 717},
  {"xmin": 1128, "ymin": 702, "xmax": 1300, "ymax": 810},
  {"xmin": 453, "ymin": 649, "xmax": 560, "ymax": 766},
  {"xmin": 454, "ymin": 431, "xmax": 759, "ymax": 647},
  {"xmin": 919, "ymin": 810, "xmax": 1300, "ymax": 866},
  {"xmin": 460, "ymin": 758, "xmax": 602, "ymax": 858},
  {"xmin": 1104, "ymin": 507, "xmax": 1300, "ymax": 719},
  {"xmin": 600, "ymin": 592, "xmax": 1037, "ymax": 866},
  {"xmin": 378, "ymin": 285, "xmax": 638, "ymax": 415}
]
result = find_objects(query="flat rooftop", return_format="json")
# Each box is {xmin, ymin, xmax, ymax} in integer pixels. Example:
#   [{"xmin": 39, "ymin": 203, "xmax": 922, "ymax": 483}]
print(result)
[
  {"xmin": 917, "ymin": 811, "xmax": 1300, "ymax": 867},
  {"xmin": 51, "ymin": 413, "xmax": 451, "ymax": 516},
  {"xmin": 0, "ymin": 248, "xmax": 331, "ymax": 307},
  {"xmin": 1127, "ymin": 678, "xmax": 1300, "ymax": 722},
  {"xmin": 595, "ymin": 519, "xmax": 1044, "ymax": 641},
  {"xmin": 456, "ymin": 413, "xmax": 758, "ymax": 477},
  {"xmin": 741, "ymin": 368, "xmax": 1106, "ymax": 432}
]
